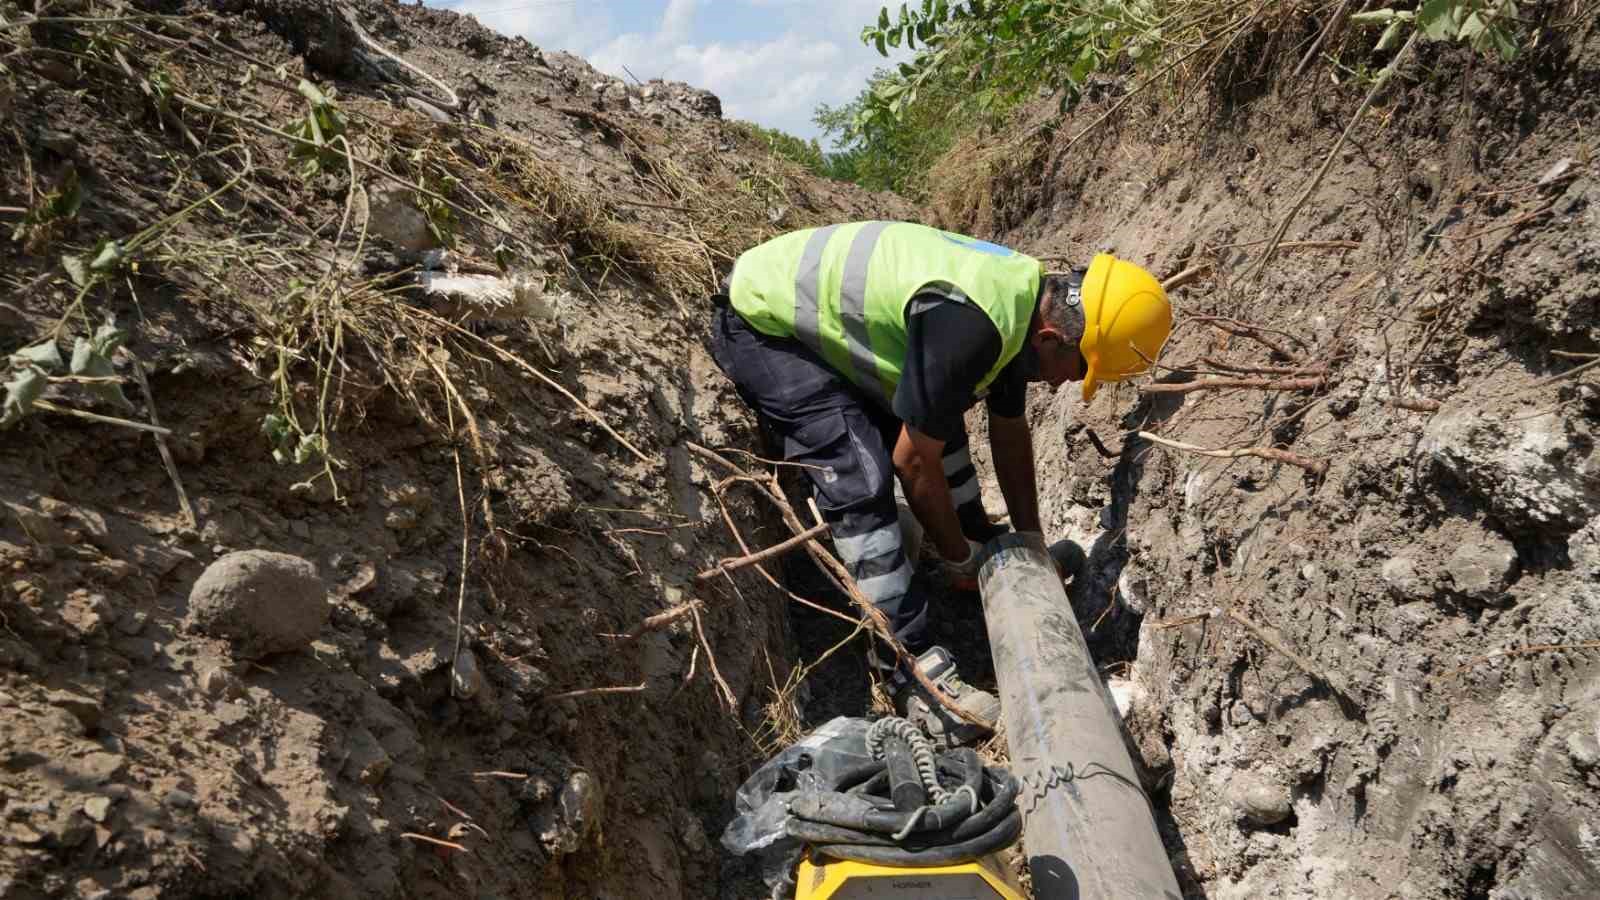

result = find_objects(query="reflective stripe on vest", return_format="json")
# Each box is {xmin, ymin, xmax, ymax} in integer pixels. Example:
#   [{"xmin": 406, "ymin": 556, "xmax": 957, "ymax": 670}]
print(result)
[{"xmin": 730, "ymin": 222, "xmax": 1041, "ymax": 406}]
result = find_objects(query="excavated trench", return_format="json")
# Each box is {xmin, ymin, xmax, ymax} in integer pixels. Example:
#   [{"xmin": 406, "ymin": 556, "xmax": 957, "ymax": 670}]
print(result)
[{"xmin": 3, "ymin": 1, "xmax": 1600, "ymax": 898}]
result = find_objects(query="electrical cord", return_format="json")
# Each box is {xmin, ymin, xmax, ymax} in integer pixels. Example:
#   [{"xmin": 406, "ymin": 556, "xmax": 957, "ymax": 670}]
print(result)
[{"xmin": 783, "ymin": 717, "xmax": 1022, "ymax": 868}]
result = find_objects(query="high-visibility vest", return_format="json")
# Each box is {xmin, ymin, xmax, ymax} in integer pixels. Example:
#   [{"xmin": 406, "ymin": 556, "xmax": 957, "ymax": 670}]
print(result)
[{"xmin": 728, "ymin": 221, "xmax": 1041, "ymax": 405}]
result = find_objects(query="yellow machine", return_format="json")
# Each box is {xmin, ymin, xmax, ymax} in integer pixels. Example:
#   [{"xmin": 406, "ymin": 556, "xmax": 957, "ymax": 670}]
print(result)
[{"xmin": 796, "ymin": 856, "xmax": 1027, "ymax": 900}]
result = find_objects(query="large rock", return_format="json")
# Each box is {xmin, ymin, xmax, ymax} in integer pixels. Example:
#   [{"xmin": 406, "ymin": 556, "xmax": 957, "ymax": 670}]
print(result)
[
  {"xmin": 1229, "ymin": 772, "xmax": 1293, "ymax": 827},
  {"xmin": 1570, "ymin": 518, "xmax": 1600, "ymax": 579},
  {"xmin": 186, "ymin": 550, "xmax": 328, "ymax": 656},
  {"xmin": 1420, "ymin": 409, "xmax": 1599, "ymax": 531},
  {"xmin": 365, "ymin": 183, "xmax": 440, "ymax": 253},
  {"xmin": 1444, "ymin": 532, "xmax": 1519, "ymax": 602}
]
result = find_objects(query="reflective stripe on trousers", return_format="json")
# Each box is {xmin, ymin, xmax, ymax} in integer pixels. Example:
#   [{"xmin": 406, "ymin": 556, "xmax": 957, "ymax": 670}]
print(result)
[{"xmin": 830, "ymin": 504, "xmax": 924, "ymax": 653}]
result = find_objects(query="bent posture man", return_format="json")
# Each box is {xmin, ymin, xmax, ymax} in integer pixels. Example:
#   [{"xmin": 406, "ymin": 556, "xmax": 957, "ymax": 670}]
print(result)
[{"xmin": 709, "ymin": 221, "xmax": 1170, "ymax": 740}]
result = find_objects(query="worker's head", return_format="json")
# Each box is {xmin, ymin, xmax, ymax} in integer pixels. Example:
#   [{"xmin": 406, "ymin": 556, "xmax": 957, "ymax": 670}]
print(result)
[{"xmin": 1031, "ymin": 254, "xmax": 1172, "ymax": 401}]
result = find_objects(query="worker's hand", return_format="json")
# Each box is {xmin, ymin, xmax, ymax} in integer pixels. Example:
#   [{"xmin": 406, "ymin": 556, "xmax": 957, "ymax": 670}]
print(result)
[{"xmin": 942, "ymin": 539, "xmax": 985, "ymax": 592}]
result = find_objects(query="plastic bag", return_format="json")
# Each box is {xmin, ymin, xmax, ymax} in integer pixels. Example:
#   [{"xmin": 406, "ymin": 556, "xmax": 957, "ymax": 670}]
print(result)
[{"xmin": 721, "ymin": 716, "xmax": 876, "ymax": 899}]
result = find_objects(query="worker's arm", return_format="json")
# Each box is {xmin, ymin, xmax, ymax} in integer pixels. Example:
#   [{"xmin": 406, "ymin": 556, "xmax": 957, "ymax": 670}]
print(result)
[
  {"xmin": 989, "ymin": 412, "xmax": 1042, "ymax": 536},
  {"xmin": 891, "ymin": 424, "xmax": 970, "ymax": 562}
]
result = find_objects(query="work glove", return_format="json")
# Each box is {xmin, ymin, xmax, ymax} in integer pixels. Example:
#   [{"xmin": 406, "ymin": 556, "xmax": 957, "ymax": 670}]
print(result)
[{"xmin": 942, "ymin": 539, "xmax": 985, "ymax": 593}]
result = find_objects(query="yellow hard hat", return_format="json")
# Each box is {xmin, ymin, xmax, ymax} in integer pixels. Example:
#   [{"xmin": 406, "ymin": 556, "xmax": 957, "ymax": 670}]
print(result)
[{"xmin": 1079, "ymin": 253, "xmax": 1172, "ymax": 403}]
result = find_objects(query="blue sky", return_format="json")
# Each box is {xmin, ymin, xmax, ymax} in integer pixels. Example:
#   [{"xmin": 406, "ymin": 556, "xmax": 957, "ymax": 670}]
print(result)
[{"xmin": 427, "ymin": 0, "xmax": 908, "ymax": 141}]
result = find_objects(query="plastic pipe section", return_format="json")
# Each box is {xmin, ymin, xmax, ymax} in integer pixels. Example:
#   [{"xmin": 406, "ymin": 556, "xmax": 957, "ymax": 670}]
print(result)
[{"xmin": 977, "ymin": 532, "xmax": 1181, "ymax": 900}]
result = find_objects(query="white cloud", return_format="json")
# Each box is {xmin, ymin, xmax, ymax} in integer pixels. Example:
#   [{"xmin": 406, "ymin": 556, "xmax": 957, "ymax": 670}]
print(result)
[
  {"xmin": 448, "ymin": 0, "xmax": 618, "ymax": 56},
  {"xmin": 440, "ymin": 0, "xmax": 910, "ymax": 139}
]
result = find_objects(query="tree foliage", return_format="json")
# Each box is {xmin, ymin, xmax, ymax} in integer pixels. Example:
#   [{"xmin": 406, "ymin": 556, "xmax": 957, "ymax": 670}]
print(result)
[{"xmin": 813, "ymin": 0, "xmax": 1534, "ymax": 196}]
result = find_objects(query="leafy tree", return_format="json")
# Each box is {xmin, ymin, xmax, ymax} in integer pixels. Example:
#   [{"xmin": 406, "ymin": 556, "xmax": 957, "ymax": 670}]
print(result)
[{"xmin": 729, "ymin": 120, "xmax": 828, "ymax": 176}]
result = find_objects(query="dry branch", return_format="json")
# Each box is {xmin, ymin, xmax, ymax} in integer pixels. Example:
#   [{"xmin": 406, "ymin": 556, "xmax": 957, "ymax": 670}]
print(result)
[
  {"xmin": 131, "ymin": 358, "xmax": 197, "ymax": 529},
  {"xmin": 707, "ymin": 489, "xmax": 861, "ymax": 628},
  {"xmin": 603, "ymin": 599, "xmax": 703, "ymax": 642},
  {"xmin": 692, "ymin": 606, "xmax": 737, "ymax": 712},
  {"xmin": 1138, "ymin": 376, "xmax": 1326, "ymax": 395},
  {"xmin": 689, "ymin": 443, "xmax": 991, "ymax": 731},
  {"xmin": 1199, "ymin": 356, "xmax": 1329, "ymax": 377},
  {"xmin": 400, "ymin": 833, "xmax": 470, "ymax": 853},
  {"xmin": 1161, "ymin": 264, "xmax": 1211, "ymax": 292},
  {"xmin": 694, "ymin": 521, "xmax": 830, "ymax": 582},
  {"xmin": 1388, "ymin": 396, "xmax": 1443, "ymax": 412},
  {"xmin": 1189, "ymin": 316, "xmax": 1306, "ymax": 361},
  {"xmin": 31, "ymin": 399, "xmax": 173, "ymax": 435},
  {"xmin": 1138, "ymin": 431, "xmax": 1328, "ymax": 476},
  {"xmin": 1084, "ymin": 428, "xmax": 1122, "ymax": 460},
  {"xmin": 1223, "ymin": 608, "xmax": 1351, "ymax": 698},
  {"xmin": 544, "ymin": 682, "xmax": 648, "ymax": 701}
]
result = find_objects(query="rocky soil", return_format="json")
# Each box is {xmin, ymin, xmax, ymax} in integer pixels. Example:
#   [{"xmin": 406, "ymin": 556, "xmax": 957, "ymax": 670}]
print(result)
[
  {"xmin": 947, "ymin": 9, "xmax": 1600, "ymax": 898},
  {"xmin": 0, "ymin": 1, "xmax": 907, "ymax": 897}
]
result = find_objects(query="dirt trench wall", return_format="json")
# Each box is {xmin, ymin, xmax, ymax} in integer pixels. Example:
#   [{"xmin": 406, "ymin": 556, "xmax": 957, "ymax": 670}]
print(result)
[
  {"xmin": 957, "ymin": 23, "xmax": 1600, "ymax": 900},
  {"xmin": 0, "ymin": 1, "xmax": 910, "ymax": 897}
]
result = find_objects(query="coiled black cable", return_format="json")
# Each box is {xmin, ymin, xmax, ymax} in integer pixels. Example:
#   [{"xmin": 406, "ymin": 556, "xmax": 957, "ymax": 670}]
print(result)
[{"xmin": 782, "ymin": 718, "xmax": 1022, "ymax": 867}]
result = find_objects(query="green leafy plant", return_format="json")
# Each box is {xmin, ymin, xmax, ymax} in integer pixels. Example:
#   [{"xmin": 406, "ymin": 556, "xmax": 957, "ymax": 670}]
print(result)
[
  {"xmin": 260, "ymin": 412, "xmax": 327, "ymax": 466},
  {"xmin": 1, "ymin": 317, "xmax": 131, "ymax": 428},
  {"xmin": 1, "ymin": 341, "xmax": 61, "ymax": 428},
  {"xmin": 11, "ymin": 167, "xmax": 83, "ymax": 253},
  {"xmin": 729, "ymin": 121, "xmax": 829, "ymax": 176},
  {"xmin": 288, "ymin": 79, "xmax": 348, "ymax": 178},
  {"xmin": 1352, "ymin": 0, "xmax": 1521, "ymax": 60},
  {"xmin": 418, "ymin": 171, "xmax": 459, "ymax": 248}
]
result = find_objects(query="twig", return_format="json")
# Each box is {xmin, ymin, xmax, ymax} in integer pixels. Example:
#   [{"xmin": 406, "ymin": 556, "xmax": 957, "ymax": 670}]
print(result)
[
  {"xmin": 544, "ymin": 682, "xmax": 647, "ymax": 701},
  {"xmin": 433, "ymin": 360, "xmax": 472, "ymax": 701},
  {"xmin": 692, "ymin": 606, "xmax": 737, "ymax": 713},
  {"xmin": 1248, "ymin": 29, "xmax": 1422, "ymax": 282},
  {"xmin": 1223, "ymin": 608, "xmax": 1350, "ymax": 697},
  {"xmin": 131, "ymin": 359, "xmax": 196, "ymax": 529},
  {"xmin": 689, "ymin": 443, "xmax": 991, "ymax": 731},
  {"xmin": 434, "ymin": 794, "xmax": 476, "ymax": 822},
  {"xmin": 339, "ymin": 3, "xmax": 459, "ymax": 110},
  {"xmin": 1199, "ymin": 356, "xmax": 1330, "ymax": 377},
  {"xmin": 1434, "ymin": 641, "xmax": 1600, "ymax": 681},
  {"xmin": 30, "ymin": 399, "xmax": 173, "ymax": 435},
  {"xmin": 1189, "ymin": 316, "xmax": 1306, "ymax": 360},
  {"xmin": 694, "ymin": 522, "xmax": 830, "ymax": 582},
  {"xmin": 1084, "ymin": 428, "xmax": 1122, "ymax": 459},
  {"xmin": 399, "ymin": 833, "xmax": 470, "ymax": 853},
  {"xmin": 1388, "ymin": 396, "xmax": 1442, "ymax": 412},
  {"xmin": 470, "ymin": 771, "xmax": 528, "ymax": 780},
  {"xmin": 1292, "ymin": 0, "xmax": 1354, "ymax": 78},
  {"xmin": 1137, "ymin": 431, "xmax": 1328, "ymax": 476},
  {"xmin": 1444, "ymin": 203, "xmax": 1556, "ymax": 241},
  {"xmin": 708, "ymin": 489, "xmax": 861, "ymax": 628},
  {"xmin": 1138, "ymin": 376, "xmax": 1327, "ymax": 394},
  {"xmin": 1262, "ymin": 239, "xmax": 1363, "ymax": 252},
  {"xmin": 715, "ymin": 446, "xmax": 829, "ymax": 472},
  {"xmin": 1526, "ymin": 356, "xmax": 1600, "ymax": 392},
  {"xmin": 411, "ymin": 309, "xmax": 650, "ymax": 464},
  {"xmin": 603, "ymin": 599, "xmax": 703, "ymax": 642},
  {"xmin": 1160, "ymin": 264, "xmax": 1210, "ymax": 292}
]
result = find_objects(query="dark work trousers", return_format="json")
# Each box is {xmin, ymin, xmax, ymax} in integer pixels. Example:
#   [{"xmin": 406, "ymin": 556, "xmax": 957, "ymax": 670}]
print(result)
[{"xmin": 708, "ymin": 303, "xmax": 991, "ymax": 655}]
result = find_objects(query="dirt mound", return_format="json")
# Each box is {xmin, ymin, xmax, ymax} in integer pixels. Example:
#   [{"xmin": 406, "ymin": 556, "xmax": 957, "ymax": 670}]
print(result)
[
  {"xmin": 943, "ymin": 14, "xmax": 1600, "ymax": 899},
  {"xmin": 0, "ymin": 0, "xmax": 908, "ymax": 897}
]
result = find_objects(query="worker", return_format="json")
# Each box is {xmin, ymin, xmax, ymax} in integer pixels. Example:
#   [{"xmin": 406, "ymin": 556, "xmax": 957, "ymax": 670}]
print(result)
[{"xmin": 708, "ymin": 221, "xmax": 1171, "ymax": 743}]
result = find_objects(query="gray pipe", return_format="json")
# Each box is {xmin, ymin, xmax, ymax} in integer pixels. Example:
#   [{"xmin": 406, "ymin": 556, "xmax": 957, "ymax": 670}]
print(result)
[{"xmin": 978, "ymin": 533, "xmax": 1181, "ymax": 900}]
